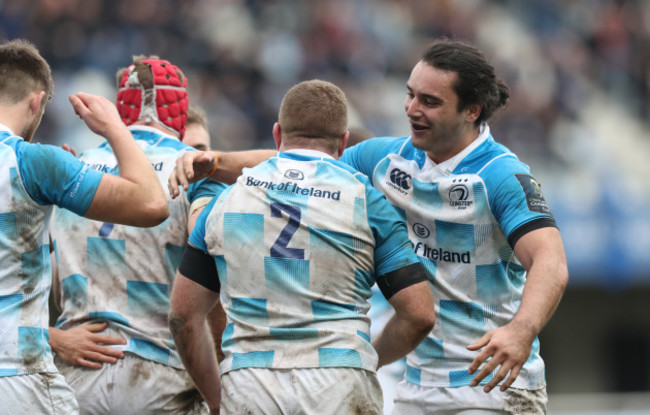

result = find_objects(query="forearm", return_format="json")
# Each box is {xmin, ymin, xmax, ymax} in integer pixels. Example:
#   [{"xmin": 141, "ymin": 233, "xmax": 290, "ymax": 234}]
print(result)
[
  {"xmin": 212, "ymin": 149, "xmax": 275, "ymax": 184},
  {"xmin": 48, "ymin": 327, "xmax": 64, "ymax": 353},
  {"xmin": 106, "ymin": 125, "xmax": 166, "ymax": 206},
  {"xmin": 169, "ymin": 312, "xmax": 221, "ymax": 411},
  {"xmin": 207, "ymin": 303, "xmax": 227, "ymax": 363},
  {"xmin": 512, "ymin": 259, "xmax": 568, "ymax": 336},
  {"xmin": 372, "ymin": 314, "xmax": 430, "ymax": 368}
]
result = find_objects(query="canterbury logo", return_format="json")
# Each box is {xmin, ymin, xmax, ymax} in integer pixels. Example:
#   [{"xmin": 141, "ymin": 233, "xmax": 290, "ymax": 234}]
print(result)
[{"xmin": 389, "ymin": 168, "xmax": 412, "ymax": 190}]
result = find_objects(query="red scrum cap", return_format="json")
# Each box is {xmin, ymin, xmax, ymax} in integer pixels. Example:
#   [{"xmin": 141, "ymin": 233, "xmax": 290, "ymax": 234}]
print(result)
[{"xmin": 116, "ymin": 58, "xmax": 189, "ymax": 139}]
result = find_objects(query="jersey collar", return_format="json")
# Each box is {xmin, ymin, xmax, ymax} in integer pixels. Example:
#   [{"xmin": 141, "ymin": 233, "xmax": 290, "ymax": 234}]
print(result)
[
  {"xmin": 0, "ymin": 122, "xmax": 16, "ymax": 136},
  {"xmin": 282, "ymin": 148, "xmax": 335, "ymax": 160},
  {"xmin": 425, "ymin": 123, "xmax": 491, "ymax": 174}
]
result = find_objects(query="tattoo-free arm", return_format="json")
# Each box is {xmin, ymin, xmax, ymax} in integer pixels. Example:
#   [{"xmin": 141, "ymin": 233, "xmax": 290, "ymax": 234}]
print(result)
[
  {"xmin": 70, "ymin": 92, "xmax": 169, "ymax": 226},
  {"xmin": 372, "ymin": 280, "xmax": 435, "ymax": 368},
  {"xmin": 467, "ymin": 226, "xmax": 569, "ymax": 392}
]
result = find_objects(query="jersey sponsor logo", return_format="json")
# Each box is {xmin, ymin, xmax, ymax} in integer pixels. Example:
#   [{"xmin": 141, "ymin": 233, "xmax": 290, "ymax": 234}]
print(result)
[
  {"xmin": 413, "ymin": 242, "xmax": 470, "ymax": 263},
  {"xmin": 386, "ymin": 168, "xmax": 412, "ymax": 195},
  {"xmin": 87, "ymin": 161, "xmax": 163, "ymax": 173},
  {"xmin": 514, "ymin": 174, "xmax": 553, "ymax": 216},
  {"xmin": 245, "ymin": 176, "xmax": 340, "ymax": 200},
  {"xmin": 449, "ymin": 179, "xmax": 473, "ymax": 209},
  {"xmin": 412, "ymin": 223, "xmax": 430, "ymax": 239},
  {"xmin": 284, "ymin": 169, "xmax": 304, "ymax": 180}
]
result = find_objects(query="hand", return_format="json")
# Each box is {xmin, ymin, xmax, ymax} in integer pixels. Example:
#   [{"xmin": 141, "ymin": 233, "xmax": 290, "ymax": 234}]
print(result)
[
  {"xmin": 69, "ymin": 92, "xmax": 124, "ymax": 137},
  {"xmin": 168, "ymin": 150, "xmax": 217, "ymax": 199},
  {"xmin": 466, "ymin": 320, "xmax": 536, "ymax": 392},
  {"xmin": 49, "ymin": 322, "xmax": 126, "ymax": 370},
  {"xmin": 61, "ymin": 144, "xmax": 77, "ymax": 157}
]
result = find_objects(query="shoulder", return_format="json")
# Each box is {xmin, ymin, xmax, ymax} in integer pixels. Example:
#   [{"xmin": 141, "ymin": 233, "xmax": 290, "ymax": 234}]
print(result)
[
  {"xmin": 457, "ymin": 137, "xmax": 529, "ymax": 180},
  {"xmin": 342, "ymin": 136, "xmax": 427, "ymax": 174}
]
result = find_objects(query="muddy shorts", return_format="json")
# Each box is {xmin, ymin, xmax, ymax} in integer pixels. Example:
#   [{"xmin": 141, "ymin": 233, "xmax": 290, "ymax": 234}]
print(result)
[
  {"xmin": 221, "ymin": 367, "xmax": 383, "ymax": 414},
  {"xmin": 55, "ymin": 353, "xmax": 208, "ymax": 415},
  {"xmin": 392, "ymin": 380, "xmax": 547, "ymax": 414},
  {"xmin": 0, "ymin": 372, "xmax": 79, "ymax": 415}
]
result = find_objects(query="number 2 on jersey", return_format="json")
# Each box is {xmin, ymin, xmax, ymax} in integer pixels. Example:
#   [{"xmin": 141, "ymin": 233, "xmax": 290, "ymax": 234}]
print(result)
[{"xmin": 270, "ymin": 202, "xmax": 304, "ymax": 259}]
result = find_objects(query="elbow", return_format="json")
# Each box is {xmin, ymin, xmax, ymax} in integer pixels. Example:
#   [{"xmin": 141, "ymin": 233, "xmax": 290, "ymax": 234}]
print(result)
[
  {"xmin": 149, "ymin": 201, "xmax": 170, "ymax": 226},
  {"xmin": 419, "ymin": 313, "xmax": 436, "ymax": 337},
  {"xmin": 557, "ymin": 261, "xmax": 570, "ymax": 293},
  {"xmin": 410, "ymin": 312, "xmax": 435, "ymax": 343},
  {"xmin": 168, "ymin": 309, "xmax": 187, "ymax": 339},
  {"xmin": 134, "ymin": 201, "xmax": 170, "ymax": 227}
]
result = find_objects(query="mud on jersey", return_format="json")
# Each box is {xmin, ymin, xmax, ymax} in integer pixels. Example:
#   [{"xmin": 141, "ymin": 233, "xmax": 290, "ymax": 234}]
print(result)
[
  {"xmin": 189, "ymin": 150, "xmax": 420, "ymax": 375},
  {"xmin": 0, "ymin": 125, "xmax": 102, "ymax": 376},
  {"xmin": 52, "ymin": 126, "xmax": 226, "ymax": 368},
  {"xmin": 341, "ymin": 125, "xmax": 556, "ymax": 390}
]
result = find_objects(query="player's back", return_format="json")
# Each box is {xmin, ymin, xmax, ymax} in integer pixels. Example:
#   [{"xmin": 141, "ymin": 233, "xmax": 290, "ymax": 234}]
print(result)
[
  {"xmin": 202, "ymin": 151, "xmax": 382, "ymax": 373},
  {"xmin": 51, "ymin": 126, "xmax": 224, "ymax": 368}
]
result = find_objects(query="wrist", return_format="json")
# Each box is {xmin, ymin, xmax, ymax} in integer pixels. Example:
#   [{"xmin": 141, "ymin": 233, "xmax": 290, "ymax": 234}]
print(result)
[
  {"xmin": 509, "ymin": 317, "xmax": 539, "ymax": 340},
  {"xmin": 207, "ymin": 151, "xmax": 219, "ymax": 176}
]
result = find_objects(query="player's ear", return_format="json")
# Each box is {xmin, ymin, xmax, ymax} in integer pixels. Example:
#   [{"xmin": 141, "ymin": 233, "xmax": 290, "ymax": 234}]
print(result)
[
  {"xmin": 29, "ymin": 91, "xmax": 46, "ymax": 115},
  {"xmin": 338, "ymin": 130, "xmax": 349, "ymax": 157},
  {"xmin": 465, "ymin": 103, "xmax": 482, "ymax": 123},
  {"xmin": 272, "ymin": 122, "xmax": 282, "ymax": 151}
]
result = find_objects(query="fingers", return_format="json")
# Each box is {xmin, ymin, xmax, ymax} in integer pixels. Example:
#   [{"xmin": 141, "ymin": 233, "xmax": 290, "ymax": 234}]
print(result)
[
  {"xmin": 470, "ymin": 354, "xmax": 497, "ymax": 386},
  {"xmin": 92, "ymin": 334, "xmax": 127, "ymax": 347},
  {"xmin": 500, "ymin": 365, "xmax": 521, "ymax": 391},
  {"xmin": 69, "ymin": 94, "xmax": 88, "ymax": 119},
  {"xmin": 86, "ymin": 346, "xmax": 124, "ymax": 362},
  {"xmin": 77, "ymin": 357, "xmax": 103, "ymax": 370},
  {"xmin": 176, "ymin": 155, "xmax": 190, "ymax": 191},
  {"xmin": 466, "ymin": 333, "xmax": 490, "ymax": 352},
  {"xmin": 168, "ymin": 158, "xmax": 184, "ymax": 199},
  {"xmin": 182, "ymin": 153, "xmax": 196, "ymax": 183},
  {"xmin": 83, "ymin": 321, "xmax": 110, "ymax": 332},
  {"xmin": 481, "ymin": 361, "xmax": 508, "ymax": 392}
]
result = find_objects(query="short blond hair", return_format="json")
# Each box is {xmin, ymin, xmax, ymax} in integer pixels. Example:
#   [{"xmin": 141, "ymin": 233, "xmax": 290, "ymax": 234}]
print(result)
[
  {"xmin": 187, "ymin": 106, "xmax": 208, "ymax": 129},
  {"xmin": 278, "ymin": 80, "xmax": 348, "ymax": 151},
  {"xmin": 0, "ymin": 39, "xmax": 54, "ymax": 104}
]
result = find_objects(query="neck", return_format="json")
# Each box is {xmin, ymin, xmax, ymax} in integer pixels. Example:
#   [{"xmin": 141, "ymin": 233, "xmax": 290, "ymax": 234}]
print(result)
[
  {"xmin": 279, "ymin": 142, "xmax": 339, "ymax": 159},
  {"xmin": 0, "ymin": 103, "xmax": 29, "ymax": 138},
  {"xmin": 131, "ymin": 120, "xmax": 180, "ymax": 139},
  {"xmin": 425, "ymin": 126, "xmax": 480, "ymax": 164}
]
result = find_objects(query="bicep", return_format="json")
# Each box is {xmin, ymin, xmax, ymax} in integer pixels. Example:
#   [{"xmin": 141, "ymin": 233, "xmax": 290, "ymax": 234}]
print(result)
[
  {"xmin": 513, "ymin": 226, "xmax": 567, "ymax": 272},
  {"xmin": 386, "ymin": 280, "xmax": 434, "ymax": 320},
  {"xmin": 171, "ymin": 273, "xmax": 220, "ymax": 319}
]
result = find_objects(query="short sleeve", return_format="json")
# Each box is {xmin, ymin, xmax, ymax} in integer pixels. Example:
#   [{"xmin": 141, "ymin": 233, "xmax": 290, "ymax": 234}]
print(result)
[
  {"xmin": 17, "ymin": 142, "xmax": 104, "ymax": 215},
  {"xmin": 188, "ymin": 195, "xmax": 218, "ymax": 253},
  {"xmin": 187, "ymin": 177, "xmax": 228, "ymax": 204},
  {"xmin": 481, "ymin": 157, "xmax": 556, "ymax": 242},
  {"xmin": 363, "ymin": 182, "xmax": 421, "ymax": 277},
  {"xmin": 341, "ymin": 137, "xmax": 399, "ymax": 183}
]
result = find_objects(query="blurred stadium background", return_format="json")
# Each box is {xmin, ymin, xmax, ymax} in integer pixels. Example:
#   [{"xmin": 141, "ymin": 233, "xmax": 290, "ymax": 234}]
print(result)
[{"xmin": 2, "ymin": 0, "xmax": 649, "ymax": 413}]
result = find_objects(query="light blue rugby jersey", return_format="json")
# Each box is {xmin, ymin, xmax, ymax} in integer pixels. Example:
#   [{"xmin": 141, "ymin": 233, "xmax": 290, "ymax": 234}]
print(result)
[
  {"xmin": 0, "ymin": 124, "xmax": 103, "ymax": 377},
  {"xmin": 51, "ymin": 126, "xmax": 226, "ymax": 368},
  {"xmin": 341, "ymin": 125, "xmax": 556, "ymax": 390},
  {"xmin": 189, "ymin": 149, "xmax": 420, "ymax": 375}
]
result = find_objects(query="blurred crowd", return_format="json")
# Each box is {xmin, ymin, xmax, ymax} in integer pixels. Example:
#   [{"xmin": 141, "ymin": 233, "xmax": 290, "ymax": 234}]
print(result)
[
  {"xmin": 1, "ymin": 0, "xmax": 647, "ymax": 156},
  {"xmin": 2, "ymin": 0, "xmax": 650, "ymax": 283}
]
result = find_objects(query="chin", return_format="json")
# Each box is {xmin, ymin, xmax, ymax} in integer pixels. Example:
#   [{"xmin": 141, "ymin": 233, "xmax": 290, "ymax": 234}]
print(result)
[{"xmin": 409, "ymin": 132, "xmax": 429, "ymax": 150}]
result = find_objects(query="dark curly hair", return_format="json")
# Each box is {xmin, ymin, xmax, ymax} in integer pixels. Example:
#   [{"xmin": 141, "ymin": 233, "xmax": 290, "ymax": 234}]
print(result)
[{"xmin": 421, "ymin": 38, "xmax": 509, "ymax": 126}]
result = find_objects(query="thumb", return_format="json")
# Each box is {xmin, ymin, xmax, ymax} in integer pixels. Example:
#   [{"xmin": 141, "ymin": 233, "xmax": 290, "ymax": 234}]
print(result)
[
  {"xmin": 466, "ymin": 333, "xmax": 490, "ymax": 351},
  {"xmin": 84, "ymin": 321, "xmax": 110, "ymax": 333}
]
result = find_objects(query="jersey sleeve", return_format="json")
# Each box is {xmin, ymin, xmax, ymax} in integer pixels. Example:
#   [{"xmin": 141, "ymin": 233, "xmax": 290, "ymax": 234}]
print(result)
[
  {"xmin": 187, "ymin": 195, "xmax": 220, "ymax": 253},
  {"xmin": 341, "ymin": 137, "xmax": 399, "ymax": 183},
  {"xmin": 363, "ymin": 181, "xmax": 421, "ymax": 277},
  {"xmin": 17, "ymin": 142, "xmax": 104, "ymax": 216},
  {"xmin": 482, "ymin": 157, "xmax": 557, "ymax": 246},
  {"xmin": 186, "ymin": 177, "xmax": 228, "ymax": 204}
]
